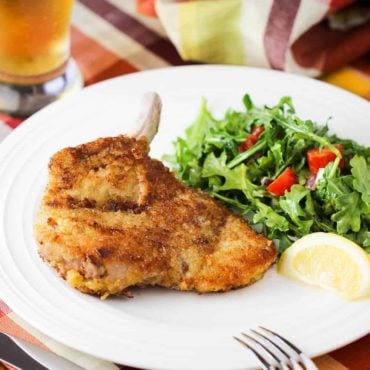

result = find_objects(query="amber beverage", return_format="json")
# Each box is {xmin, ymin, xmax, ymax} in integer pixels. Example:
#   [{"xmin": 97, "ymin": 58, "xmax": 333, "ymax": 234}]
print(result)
[
  {"xmin": 0, "ymin": 0, "xmax": 74, "ymax": 83},
  {"xmin": 0, "ymin": 0, "xmax": 82, "ymax": 116}
]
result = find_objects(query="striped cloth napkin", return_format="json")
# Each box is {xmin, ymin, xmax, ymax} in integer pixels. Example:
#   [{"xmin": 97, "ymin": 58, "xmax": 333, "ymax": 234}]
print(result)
[
  {"xmin": 0, "ymin": 1, "xmax": 369, "ymax": 369},
  {"xmin": 156, "ymin": 0, "xmax": 370, "ymax": 77}
]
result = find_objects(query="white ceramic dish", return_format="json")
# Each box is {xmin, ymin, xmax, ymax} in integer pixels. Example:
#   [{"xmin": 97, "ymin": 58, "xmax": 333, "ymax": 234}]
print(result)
[{"xmin": 0, "ymin": 66, "xmax": 369, "ymax": 370}]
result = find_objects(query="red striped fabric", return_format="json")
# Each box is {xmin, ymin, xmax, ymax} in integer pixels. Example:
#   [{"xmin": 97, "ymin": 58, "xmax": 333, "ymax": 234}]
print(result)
[
  {"xmin": 79, "ymin": 0, "xmax": 185, "ymax": 65},
  {"xmin": 0, "ymin": 301, "xmax": 10, "ymax": 318},
  {"xmin": 291, "ymin": 23, "xmax": 370, "ymax": 73},
  {"xmin": 0, "ymin": 114, "xmax": 23, "ymax": 129},
  {"xmin": 328, "ymin": 0, "xmax": 356, "ymax": 9},
  {"xmin": 264, "ymin": 0, "xmax": 301, "ymax": 70},
  {"xmin": 71, "ymin": 27, "xmax": 138, "ymax": 85}
]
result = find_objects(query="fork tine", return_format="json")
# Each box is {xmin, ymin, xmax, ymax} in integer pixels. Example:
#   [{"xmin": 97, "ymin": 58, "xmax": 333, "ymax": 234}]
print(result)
[
  {"xmin": 241, "ymin": 332, "xmax": 284, "ymax": 366},
  {"xmin": 247, "ymin": 331, "xmax": 296, "ymax": 370},
  {"xmin": 259, "ymin": 327, "xmax": 303, "ymax": 354},
  {"xmin": 234, "ymin": 336, "xmax": 275, "ymax": 370},
  {"xmin": 251, "ymin": 329, "xmax": 291, "ymax": 359},
  {"xmin": 258, "ymin": 327, "xmax": 318, "ymax": 370}
]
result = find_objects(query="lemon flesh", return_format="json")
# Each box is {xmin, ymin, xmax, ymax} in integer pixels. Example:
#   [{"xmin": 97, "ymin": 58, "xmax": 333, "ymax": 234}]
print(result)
[{"xmin": 278, "ymin": 233, "xmax": 370, "ymax": 300}]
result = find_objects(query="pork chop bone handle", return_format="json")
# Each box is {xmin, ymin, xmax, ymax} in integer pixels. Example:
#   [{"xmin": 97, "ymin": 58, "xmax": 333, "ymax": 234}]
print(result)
[{"xmin": 133, "ymin": 92, "xmax": 162, "ymax": 143}]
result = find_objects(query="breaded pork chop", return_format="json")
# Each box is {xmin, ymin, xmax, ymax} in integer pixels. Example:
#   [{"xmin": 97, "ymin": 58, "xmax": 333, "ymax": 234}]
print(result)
[{"xmin": 34, "ymin": 135, "xmax": 277, "ymax": 297}]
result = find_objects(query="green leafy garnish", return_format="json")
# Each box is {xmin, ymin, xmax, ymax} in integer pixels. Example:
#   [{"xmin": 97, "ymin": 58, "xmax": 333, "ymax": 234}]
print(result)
[{"xmin": 165, "ymin": 94, "xmax": 370, "ymax": 254}]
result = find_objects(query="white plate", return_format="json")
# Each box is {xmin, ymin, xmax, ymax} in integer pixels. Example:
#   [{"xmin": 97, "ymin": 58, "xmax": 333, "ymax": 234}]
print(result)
[{"xmin": 0, "ymin": 66, "xmax": 369, "ymax": 370}]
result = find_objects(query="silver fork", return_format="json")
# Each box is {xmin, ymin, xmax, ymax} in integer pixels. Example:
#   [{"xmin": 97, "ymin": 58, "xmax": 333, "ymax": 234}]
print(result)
[{"xmin": 234, "ymin": 326, "xmax": 318, "ymax": 370}]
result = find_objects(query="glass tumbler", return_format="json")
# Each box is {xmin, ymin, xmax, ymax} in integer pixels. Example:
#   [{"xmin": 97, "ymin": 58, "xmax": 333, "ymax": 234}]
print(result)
[{"xmin": 0, "ymin": 0, "xmax": 83, "ymax": 117}]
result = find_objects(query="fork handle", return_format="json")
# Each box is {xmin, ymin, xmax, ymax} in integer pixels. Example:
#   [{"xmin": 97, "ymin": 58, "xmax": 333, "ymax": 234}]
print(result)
[
  {"xmin": 300, "ymin": 354, "xmax": 319, "ymax": 370},
  {"xmin": 279, "ymin": 364, "xmax": 291, "ymax": 370}
]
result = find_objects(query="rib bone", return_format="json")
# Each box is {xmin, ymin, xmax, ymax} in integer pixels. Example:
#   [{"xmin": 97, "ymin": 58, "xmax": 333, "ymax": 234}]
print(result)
[{"xmin": 133, "ymin": 92, "xmax": 162, "ymax": 143}]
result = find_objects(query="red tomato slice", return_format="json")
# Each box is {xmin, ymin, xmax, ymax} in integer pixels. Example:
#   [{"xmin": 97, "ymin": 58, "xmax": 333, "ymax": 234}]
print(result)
[
  {"xmin": 239, "ymin": 126, "xmax": 264, "ymax": 152},
  {"xmin": 307, "ymin": 144, "xmax": 344, "ymax": 174},
  {"xmin": 267, "ymin": 167, "xmax": 298, "ymax": 196}
]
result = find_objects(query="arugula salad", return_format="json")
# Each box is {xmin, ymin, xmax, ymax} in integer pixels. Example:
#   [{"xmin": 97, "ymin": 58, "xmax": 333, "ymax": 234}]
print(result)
[{"xmin": 165, "ymin": 95, "xmax": 370, "ymax": 254}]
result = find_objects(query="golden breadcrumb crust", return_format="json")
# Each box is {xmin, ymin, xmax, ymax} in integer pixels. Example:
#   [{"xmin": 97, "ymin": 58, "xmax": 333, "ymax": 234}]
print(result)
[{"xmin": 34, "ymin": 136, "xmax": 277, "ymax": 297}]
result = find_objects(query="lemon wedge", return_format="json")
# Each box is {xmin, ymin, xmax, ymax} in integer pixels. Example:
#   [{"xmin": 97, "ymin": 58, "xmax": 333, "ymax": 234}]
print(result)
[{"xmin": 278, "ymin": 232, "xmax": 370, "ymax": 300}]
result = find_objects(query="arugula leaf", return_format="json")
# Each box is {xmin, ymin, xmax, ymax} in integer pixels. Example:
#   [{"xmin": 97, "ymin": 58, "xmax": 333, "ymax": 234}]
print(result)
[
  {"xmin": 227, "ymin": 140, "xmax": 266, "ymax": 169},
  {"xmin": 202, "ymin": 151, "xmax": 228, "ymax": 178},
  {"xmin": 358, "ymin": 229, "xmax": 370, "ymax": 249},
  {"xmin": 271, "ymin": 142, "xmax": 283, "ymax": 168},
  {"xmin": 185, "ymin": 99, "xmax": 215, "ymax": 157},
  {"xmin": 332, "ymin": 192, "xmax": 362, "ymax": 233},
  {"xmin": 202, "ymin": 151, "xmax": 264, "ymax": 199},
  {"xmin": 279, "ymin": 185, "xmax": 313, "ymax": 235},
  {"xmin": 243, "ymin": 94, "xmax": 253, "ymax": 110},
  {"xmin": 253, "ymin": 202, "xmax": 290, "ymax": 232},
  {"xmin": 220, "ymin": 165, "xmax": 248, "ymax": 191},
  {"xmin": 267, "ymin": 98, "xmax": 341, "ymax": 157},
  {"xmin": 202, "ymin": 151, "xmax": 248, "ymax": 191},
  {"xmin": 351, "ymin": 155, "xmax": 370, "ymax": 204}
]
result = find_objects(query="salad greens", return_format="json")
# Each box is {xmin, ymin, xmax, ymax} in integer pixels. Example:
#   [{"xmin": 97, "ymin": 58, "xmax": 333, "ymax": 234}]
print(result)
[{"xmin": 164, "ymin": 95, "xmax": 370, "ymax": 254}]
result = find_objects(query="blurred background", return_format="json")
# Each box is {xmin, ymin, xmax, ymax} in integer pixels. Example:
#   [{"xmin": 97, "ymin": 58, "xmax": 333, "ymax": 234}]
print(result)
[{"xmin": 0, "ymin": 0, "xmax": 369, "ymax": 123}]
